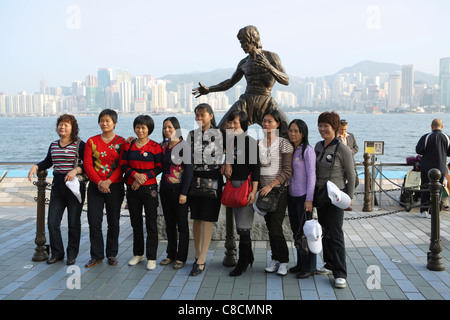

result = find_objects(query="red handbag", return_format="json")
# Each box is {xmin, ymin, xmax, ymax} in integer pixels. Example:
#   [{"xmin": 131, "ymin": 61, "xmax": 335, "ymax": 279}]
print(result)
[{"xmin": 220, "ymin": 174, "xmax": 252, "ymax": 208}]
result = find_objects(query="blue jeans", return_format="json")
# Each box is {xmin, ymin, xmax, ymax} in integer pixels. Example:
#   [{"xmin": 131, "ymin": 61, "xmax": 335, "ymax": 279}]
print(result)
[
  {"xmin": 87, "ymin": 182, "xmax": 124, "ymax": 260},
  {"xmin": 47, "ymin": 181, "xmax": 85, "ymax": 259},
  {"xmin": 287, "ymin": 194, "xmax": 317, "ymax": 272}
]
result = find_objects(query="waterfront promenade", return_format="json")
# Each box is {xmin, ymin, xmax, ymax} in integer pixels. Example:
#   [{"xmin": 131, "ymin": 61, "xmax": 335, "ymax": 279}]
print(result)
[{"xmin": 0, "ymin": 175, "xmax": 449, "ymax": 302}]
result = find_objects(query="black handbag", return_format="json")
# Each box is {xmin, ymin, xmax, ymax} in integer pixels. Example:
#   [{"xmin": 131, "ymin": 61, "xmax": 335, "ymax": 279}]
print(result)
[
  {"xmin": 294, "ymin": 210, "xmax": 312, "ymax": 255},
  {"xmin": 313, "ymin": 142, "xmax": 339, "ymax": 208},
  {"xmin": 74, "ymin": 139, "xmax": 89, "ymax": 183},
  {"xmin": 256, "ymin": 183, "xmax": 285, "ymax": 213},
  {"xmin": 188, "ymin": 177, "xmax": 219, "ymax": 199}
]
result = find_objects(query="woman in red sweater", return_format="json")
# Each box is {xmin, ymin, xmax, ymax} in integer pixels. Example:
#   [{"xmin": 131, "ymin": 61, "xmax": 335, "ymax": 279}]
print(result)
[{"xmin": 83, "ymin": 109, "xmax": 125, "ymax": 268}]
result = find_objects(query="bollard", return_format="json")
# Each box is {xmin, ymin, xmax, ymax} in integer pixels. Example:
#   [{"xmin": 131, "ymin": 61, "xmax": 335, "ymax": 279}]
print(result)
[
  {"xmin": 32, "ymin": 170, "xmax": 49, "ymax": 262},
  {"xmin": 222, "ymin": 206, "xmax": 237, "ymax": 267},
  {"xmin": 427, "ymin": 168, "xmax": 445, "ymax": 271},
  {"xmin": 363, "ymin": 153, "xmax": 372, "ymax": 212}
]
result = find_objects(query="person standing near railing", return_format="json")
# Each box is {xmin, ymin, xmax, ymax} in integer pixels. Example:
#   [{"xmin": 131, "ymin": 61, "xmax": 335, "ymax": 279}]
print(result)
[
  {"xmin": 314, "ymin": 111, "xmax": 355, "ymax": 289},
  {"xmin": 27, "ymin": 114, "xmax": 85, "ymax": 266},
  {"xmin": 416, "ymin": 118, "xmax": 450, "ymax": 218}
]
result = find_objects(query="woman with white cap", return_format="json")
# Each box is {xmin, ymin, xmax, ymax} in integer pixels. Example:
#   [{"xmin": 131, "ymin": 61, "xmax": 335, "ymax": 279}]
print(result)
[{"xmin": 314, "ymin": 111, "xmax": 355, "ymax": 289}]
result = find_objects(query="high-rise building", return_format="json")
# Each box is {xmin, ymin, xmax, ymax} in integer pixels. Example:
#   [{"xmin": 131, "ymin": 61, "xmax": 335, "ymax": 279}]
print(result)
[
  {"xmin": 120, "ymin": 80, "xmax": 134, "ymax": 112},
  {"xmin": 439, "ymin": 57, "xmax": 450, "ymax": 107},
  {"xmin": 401, "ymin": 64, "xmax": 414, "ymax": 105},
  {"xmin": 40, "ymin": 79, "xmax": 47, "ymax": 95},
  {"xmin": 388, "ymin": 74, "xmax": 401, "ymax": 110},
  {"xmin": 98, "ymin": 68, "xmax": 113, "ymax": 88},
  {"xmin": 151, "ymin": 80, "xmax": 167, "ymax": 111},
  {"xmin": 178, "ymin": 82, "xmax": 193, "ymax": 112},
  {"xmin": 85, "ymin": 74, "xmax": 98, "ymax": 87},
  {"xmin": 86, "ymin": 87, "xmax": 104, "ymax": 111},
  {"xmin": 133, "ymin": 76, "xmax": 146, "ymax": 99}
]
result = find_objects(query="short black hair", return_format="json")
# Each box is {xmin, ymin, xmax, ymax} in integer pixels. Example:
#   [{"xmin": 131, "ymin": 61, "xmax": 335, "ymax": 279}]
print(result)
[
  {"xmin": 133, "ymin": 115, "xmax": 154, "ymax": 135},
  {"xmin": 227, "ymin": 110, "xmax": 249, "ymax": 132},
  {"xmin": 98, "ymin": 109, "xmax": 118, "ymax": 124}
]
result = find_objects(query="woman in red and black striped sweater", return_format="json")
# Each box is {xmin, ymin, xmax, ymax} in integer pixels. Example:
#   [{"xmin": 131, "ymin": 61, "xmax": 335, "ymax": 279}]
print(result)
[
  {"xmin": 121, "ymin": 115, "xmax": 163, "ymax": 270},
  {"xmin": 84, "ymin": 109, "xmax": 125, "ymax": 268}
]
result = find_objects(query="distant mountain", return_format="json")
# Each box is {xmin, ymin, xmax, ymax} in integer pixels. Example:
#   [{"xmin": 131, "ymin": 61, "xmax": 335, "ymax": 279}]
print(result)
[{"xmin": 332, "ymin": 60, "xmax": 438, "ymax": 85}]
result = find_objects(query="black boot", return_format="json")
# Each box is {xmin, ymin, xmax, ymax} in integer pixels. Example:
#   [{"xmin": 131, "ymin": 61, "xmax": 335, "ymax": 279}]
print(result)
[
  {"xmin": 289, "ymin": 248, "xmax": 302, "ymax": 273},
  {"xmin": 230, "ymin": 235, "xmax": 253, "ymax": 277}
]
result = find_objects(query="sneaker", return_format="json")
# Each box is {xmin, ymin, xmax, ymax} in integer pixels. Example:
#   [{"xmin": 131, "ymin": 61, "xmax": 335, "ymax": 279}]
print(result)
[
  {"xmin": 265, "ymin": 260, "xmax": 280, "ymax": 273},
  {"xmin": 277, "ymin": 263, "xmax": 288, "ymax": 276},
  {"xmin": 315, "ymin": 267, "xmax": 332, "ymax": 275},
  {"xmin": 147, "ymin": 260, "xmax": 156, "ymax": 270},
  {"xmin": 418, "ymin": 211, "xmax": 428, "ymax": 218},
  {"xmin": 128, "ymin": 255, "xmax": 145, "ymax": 266},
  {"xmin": 335, "ymin": 278, "xmax": 347, "ymax": 289}
]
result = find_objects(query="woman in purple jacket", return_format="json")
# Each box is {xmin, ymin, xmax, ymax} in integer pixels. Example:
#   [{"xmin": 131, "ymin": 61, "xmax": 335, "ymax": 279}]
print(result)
[{"xmin": 287, "ymin": 119, "xmax": 317, "ymax": 279}]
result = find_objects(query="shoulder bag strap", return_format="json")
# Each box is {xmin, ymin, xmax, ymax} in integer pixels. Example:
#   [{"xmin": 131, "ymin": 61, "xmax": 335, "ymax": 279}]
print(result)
[{"xmin": 327, "ymin": 141, "xmax": 340, "ymax": 180}]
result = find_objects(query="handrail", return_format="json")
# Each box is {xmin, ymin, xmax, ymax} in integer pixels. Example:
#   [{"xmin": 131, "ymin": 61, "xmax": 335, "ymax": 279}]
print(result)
[{"xmin": 0, "ymin": 161, "xmax": 37, "ymax": 165}]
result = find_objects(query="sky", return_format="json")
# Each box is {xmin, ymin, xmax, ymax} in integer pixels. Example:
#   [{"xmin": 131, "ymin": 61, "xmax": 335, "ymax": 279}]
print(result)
[{"xmin": 1, "ymin": 0, "xmax": 450, "ymax": 94}]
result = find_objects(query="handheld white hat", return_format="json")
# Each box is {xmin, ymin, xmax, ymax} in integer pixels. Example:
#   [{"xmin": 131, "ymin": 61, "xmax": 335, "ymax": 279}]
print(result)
[
  {"xmin": 303, "ymin": 219, "xmax": 322, "ymax": 254},
  {"xmin": 327, "ymin": 181, "xmax": 351, "ymax": 209},
  {"xmin": 65, "ymin": 177, "xmax": 82, "ymax": 203}
]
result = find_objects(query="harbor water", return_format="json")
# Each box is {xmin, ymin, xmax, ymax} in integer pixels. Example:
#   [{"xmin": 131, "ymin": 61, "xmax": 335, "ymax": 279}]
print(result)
[{"xmin": 1, "ymin": 112, "xmax": 450, "ymax": 177}]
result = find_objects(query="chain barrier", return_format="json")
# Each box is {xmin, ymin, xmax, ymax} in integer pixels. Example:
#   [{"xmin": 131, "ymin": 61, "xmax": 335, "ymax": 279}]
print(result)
[
  {"xmin": 344, "ymin": 165, "xmax": 437, "ymax": 220},
  {"xmin": 32, "ymin": 166, "xmax": 440, "ymax": 220}
]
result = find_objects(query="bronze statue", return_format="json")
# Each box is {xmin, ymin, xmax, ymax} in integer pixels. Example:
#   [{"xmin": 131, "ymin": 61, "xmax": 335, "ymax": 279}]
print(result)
[{"xmin": 193, "ymin": 25, "xmax": 290, "ymax": 132}]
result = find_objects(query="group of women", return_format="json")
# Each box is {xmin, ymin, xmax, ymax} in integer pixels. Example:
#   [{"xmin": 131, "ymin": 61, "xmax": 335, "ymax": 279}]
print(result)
[{"xmin": 28, "ymin": 105, "xmax": 355, "ymax": 289}]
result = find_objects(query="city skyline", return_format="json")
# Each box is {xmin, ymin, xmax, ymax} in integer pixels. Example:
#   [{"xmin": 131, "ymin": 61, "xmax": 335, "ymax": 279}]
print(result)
[
  {"xmin": 2, "ymin": 57, "xmax": 449, "ymax": 117},
  {"xmin": 1, "ymin": 0, "xmax": 450, "ymax": 95}
]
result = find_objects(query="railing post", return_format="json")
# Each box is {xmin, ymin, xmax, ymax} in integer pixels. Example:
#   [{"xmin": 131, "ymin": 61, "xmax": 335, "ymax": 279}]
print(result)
[
  {"xmin": 222, "ymin": 206, "xmax": 237, "ymax": 267},
  {"xmin": 427, "ymin": 168, "xmax": 445, "ymax": 271},
  {"xmin": 32, "ymin": 170, "xmax": 49, "ymax": 262},
  {"xmin": 363, "ymin": 153, "xmax": 372, "ymax": 212}
]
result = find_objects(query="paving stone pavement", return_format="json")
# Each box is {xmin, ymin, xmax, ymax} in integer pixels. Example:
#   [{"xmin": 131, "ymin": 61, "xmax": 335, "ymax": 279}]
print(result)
[{"xmin": 0, "ymin": 177, "xmax": 450, "ymax": 303}]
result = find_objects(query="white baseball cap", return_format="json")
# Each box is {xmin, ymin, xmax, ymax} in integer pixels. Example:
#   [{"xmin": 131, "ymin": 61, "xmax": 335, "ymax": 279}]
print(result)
[
  {"xmin": 303, "ymin": 219, "xmax": 322, "ymax": 254},
  {"xmin": 327, "ymin": 181, "xmax": 351, "ymax": 209}
]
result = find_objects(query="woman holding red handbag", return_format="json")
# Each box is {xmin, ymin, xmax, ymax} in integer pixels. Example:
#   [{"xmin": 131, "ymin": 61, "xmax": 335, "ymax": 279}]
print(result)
[{"xmin": 223, "ymin": 110, "xmax": 260, "ymax": 276}]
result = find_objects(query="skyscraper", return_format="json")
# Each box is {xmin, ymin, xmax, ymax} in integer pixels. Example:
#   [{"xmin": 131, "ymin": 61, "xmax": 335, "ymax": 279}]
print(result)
[
  {"xmin": 388, "ymin": 74, "xmax": 401, "ymax": 110},
  {"xmin": 120, "ymin": 80, "xmax": 134, "ymax": 112},
  {"xmin": 440, "ymin": 57, "xmax": 450, "ymax": 107},
  {"xmin": 98, "ymin": 68, "xmax": 113, "ymax": 88},
  {"xmin": 401, "ymin": 64, "xmax": 414, "ymax": 105}
]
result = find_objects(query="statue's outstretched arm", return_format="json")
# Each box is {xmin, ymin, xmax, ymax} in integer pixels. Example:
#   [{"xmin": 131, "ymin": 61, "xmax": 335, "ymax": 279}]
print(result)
[{"xmin": 192, "ymin": 60, "xmax": 245, "ymax": 98}]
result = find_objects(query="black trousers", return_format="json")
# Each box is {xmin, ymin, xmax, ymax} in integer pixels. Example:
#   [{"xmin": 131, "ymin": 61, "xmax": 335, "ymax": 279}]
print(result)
[
  {"xmin": 264, "ymin": 189, "xmax": 289, "ymax": 263},
  {"xmin": 87, "ymin": 182, "xmax": 124, "ymax": 260},
  {"xmin": 126, "ymin": 184, "xmax": 159, "ymax": 260},
  {"xmin": 287, "ymin": 194, "xmax": 317, "ymax": 272},
  {"xmin": 160, "ymin": 187, "xmax": 189, "ymax": 262},
  {"xmin": 420, "ymin": 170, "xmax": 444, "ymax": 213},
  {"xmin": 317, "ymin": 202, "xmax": 347, "ymax": 279}
]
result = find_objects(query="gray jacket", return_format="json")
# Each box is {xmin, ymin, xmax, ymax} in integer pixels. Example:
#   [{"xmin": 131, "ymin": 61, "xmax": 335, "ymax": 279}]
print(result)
[{"xmin": 314, "ymin": 139, "xmax": 356, "ymax": 199}]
